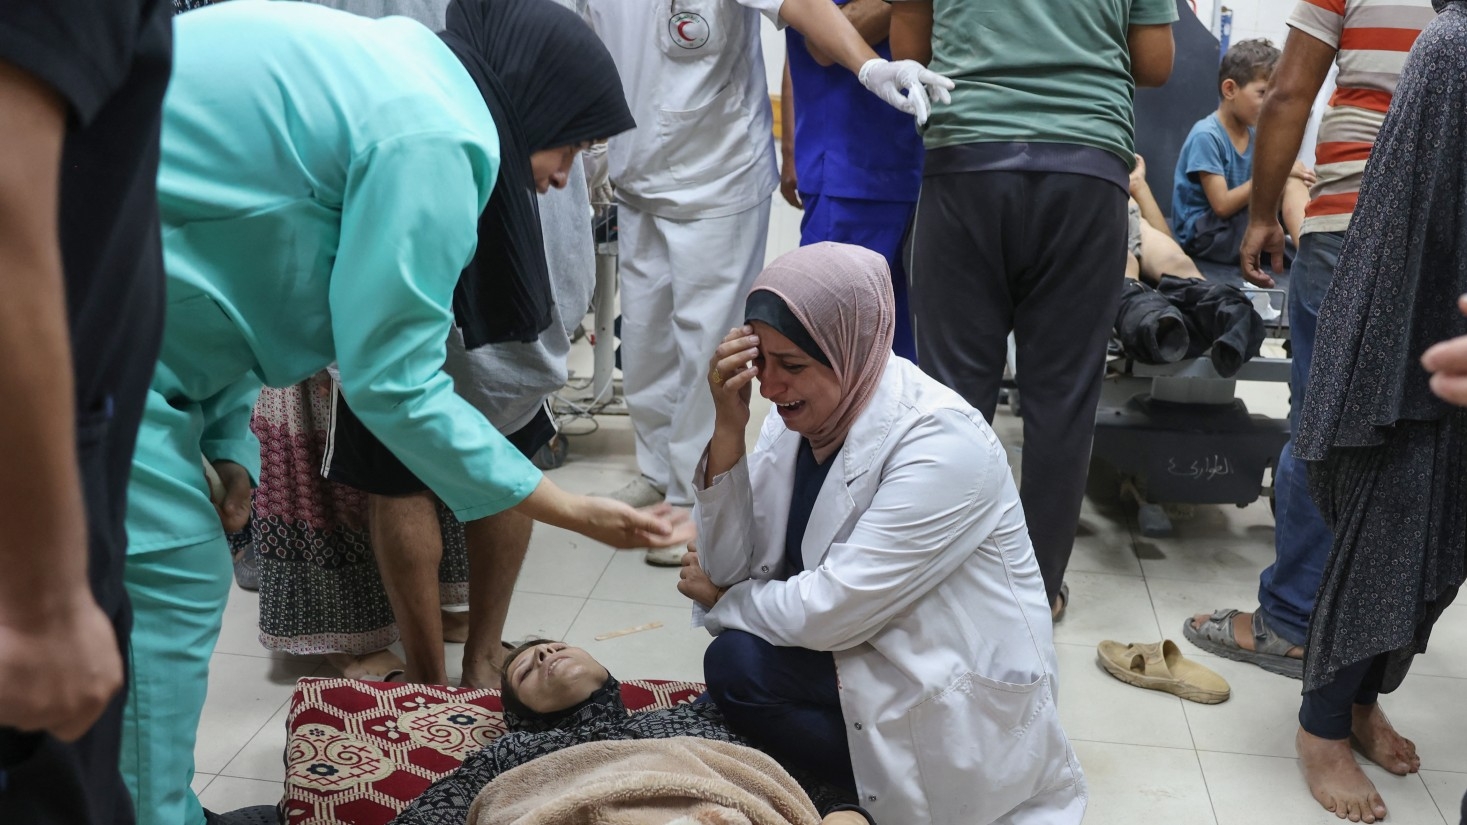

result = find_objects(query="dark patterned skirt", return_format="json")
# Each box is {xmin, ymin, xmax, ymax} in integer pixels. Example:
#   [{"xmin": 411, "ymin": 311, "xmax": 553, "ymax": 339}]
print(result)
[
  {"xmin": 252, "ymin": 372, "xmax": 468, "ymax": 656},
  {"xmin": 1295, "ymin": 3, "xmax": 1467, "ymax": 691}
]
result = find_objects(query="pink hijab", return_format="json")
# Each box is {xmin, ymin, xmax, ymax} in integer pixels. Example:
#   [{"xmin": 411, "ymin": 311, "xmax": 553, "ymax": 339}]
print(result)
[{"xmin": 747, "ymin": 242, "xmax": 895, "ymax": 463}]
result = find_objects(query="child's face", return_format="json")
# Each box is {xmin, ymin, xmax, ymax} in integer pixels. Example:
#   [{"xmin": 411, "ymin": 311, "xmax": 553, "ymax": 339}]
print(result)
[{"xmin": 1225, "ymin": 77, "xmax": 1270, "ymax": 126}]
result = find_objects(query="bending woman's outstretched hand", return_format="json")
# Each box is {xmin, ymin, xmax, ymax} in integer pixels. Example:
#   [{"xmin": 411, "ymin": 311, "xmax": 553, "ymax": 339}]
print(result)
[{"xmin": 515, "ymin": 479, "xmax": 695, "ymax": 549}]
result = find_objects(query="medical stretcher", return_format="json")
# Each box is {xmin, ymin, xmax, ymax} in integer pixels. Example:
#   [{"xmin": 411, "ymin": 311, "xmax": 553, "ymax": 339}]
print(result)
[{"xmin": 1088, "ymin": 288, "xmax": 1291, "ymax": 537}]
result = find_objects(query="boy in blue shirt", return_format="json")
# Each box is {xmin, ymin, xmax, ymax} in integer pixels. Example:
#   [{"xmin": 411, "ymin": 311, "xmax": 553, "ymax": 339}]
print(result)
[{"xmin": 1172, "ymin": 39, "xmax": 1313, "ymax": 268}]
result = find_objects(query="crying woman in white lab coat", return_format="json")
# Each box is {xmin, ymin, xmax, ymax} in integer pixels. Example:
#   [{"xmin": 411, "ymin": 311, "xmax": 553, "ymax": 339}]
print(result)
[{"xmin": 677, "ymin": 242, "xmax": 1087, "ymax": 825}]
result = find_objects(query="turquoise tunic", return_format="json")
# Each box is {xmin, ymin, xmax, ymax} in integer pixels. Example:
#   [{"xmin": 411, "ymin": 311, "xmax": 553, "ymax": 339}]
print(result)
[{"xmin": 127, "ymin": 0, "xmax": 542, "ymax": 553}]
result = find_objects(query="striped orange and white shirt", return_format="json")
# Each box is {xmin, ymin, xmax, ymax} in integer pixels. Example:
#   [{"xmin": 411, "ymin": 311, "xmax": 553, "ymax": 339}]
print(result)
[{"xmin": 1289, "ymin": 0, "xmax": 1435, "ymax": 234}]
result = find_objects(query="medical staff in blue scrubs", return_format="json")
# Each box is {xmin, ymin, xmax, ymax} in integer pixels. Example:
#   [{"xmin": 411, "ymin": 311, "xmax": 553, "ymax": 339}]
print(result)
[{"xmin": 780, "ymin": 0, "xmax": 924, "ymax": 360}]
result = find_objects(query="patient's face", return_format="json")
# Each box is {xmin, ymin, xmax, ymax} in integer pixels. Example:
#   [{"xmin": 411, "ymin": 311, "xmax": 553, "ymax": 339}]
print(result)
[{"xmin": 505, "ymin": 642, "xmax": 610, "ymax": 714}]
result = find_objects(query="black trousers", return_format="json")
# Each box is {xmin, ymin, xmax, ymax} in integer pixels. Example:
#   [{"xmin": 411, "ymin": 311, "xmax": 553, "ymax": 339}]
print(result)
[
  {"xmin": 1299, "ymin": 654, "xmax": 1386, "ymax": 740},
  {"xmin": 908, "ymin": 170, "xmax": 1128, "ymax": 602},
  {"xmin": 703, "ymin": 630, "xmax": 855, "ymax": 793},
  {"xmin": 0, "ymin": 301, "xmax": 151, "ymax": 825}
]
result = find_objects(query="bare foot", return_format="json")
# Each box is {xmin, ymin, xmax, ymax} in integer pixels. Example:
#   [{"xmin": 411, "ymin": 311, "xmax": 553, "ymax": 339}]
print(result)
[
  {"xmin": 1189, "ymin": 610, "xmax": 1304, "ymax": 658},
  {"xmin": 1298, "ymin": 726, "xmax": 1389, "ymax": 822},
  {"xmin": 441, "ymin": 610, "xmax": 469, "ymax": 643},
  {"xmin": 460, "ymin": 643, "xmax": 511, "ymax": 690},
  {"xmin": 1351, "ymin": 704, "xmax": 1421, "ymax": 776}
]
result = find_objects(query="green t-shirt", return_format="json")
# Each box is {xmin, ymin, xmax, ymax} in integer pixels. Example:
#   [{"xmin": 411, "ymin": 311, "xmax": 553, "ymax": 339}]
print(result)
[{"xmin": 923, "ymin": 0, "xmax": 1179, "ymax": 166}]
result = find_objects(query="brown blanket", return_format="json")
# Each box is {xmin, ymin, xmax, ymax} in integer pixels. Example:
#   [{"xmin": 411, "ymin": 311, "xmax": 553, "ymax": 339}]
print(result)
[{"xmin": 467, "ymin": 737, "xmax": 824, "ymax": 825}]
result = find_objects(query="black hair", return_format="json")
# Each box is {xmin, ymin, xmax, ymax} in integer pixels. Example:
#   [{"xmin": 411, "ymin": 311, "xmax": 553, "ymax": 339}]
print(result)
[{"xmin": 1218, "ymin": 39, "xmax": 1280, "ymax": 94}]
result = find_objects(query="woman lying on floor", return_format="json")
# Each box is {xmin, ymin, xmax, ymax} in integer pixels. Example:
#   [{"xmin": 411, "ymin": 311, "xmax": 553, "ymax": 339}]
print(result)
[
  {"xmin": 677, "ymin": 243, "xmax": 1085, "ymax": 825},
  {"xmin": 390, "ymin": 640, "xmax": 873, "ymax": 824}
]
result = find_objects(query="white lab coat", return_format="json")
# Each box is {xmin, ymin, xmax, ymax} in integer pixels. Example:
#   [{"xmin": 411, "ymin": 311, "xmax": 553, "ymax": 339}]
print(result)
[
  {"xmin": 586, "ymin": 0, "xmax": 781, "ymax": 218},
  {"xmin": 696, "ymin": 356, "xmax": 1086, "ymax": 825}
]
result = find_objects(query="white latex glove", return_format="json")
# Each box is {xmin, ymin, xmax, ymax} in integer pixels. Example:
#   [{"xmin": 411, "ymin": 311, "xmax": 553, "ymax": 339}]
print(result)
[{"xmin": 858, "ymin": 58, "xmax": 954, "ymax": 126}]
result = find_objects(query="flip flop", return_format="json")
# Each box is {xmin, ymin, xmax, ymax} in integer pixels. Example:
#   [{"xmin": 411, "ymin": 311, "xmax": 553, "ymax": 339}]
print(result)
[
  {"xmin": 1097, "ymin": 639, "xmax": 1230, "ymax": 704},
  {"xmin": 1182, "ymin": 608, "xmax": 1304, "ymax": 680}
]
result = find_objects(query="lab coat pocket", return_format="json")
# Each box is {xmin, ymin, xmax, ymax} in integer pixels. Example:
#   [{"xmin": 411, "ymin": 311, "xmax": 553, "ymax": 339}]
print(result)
[
  {"xmin": 909, "ymin": 671, "xmax": 1073, "ymax": 824},
  {"xmin": 656, "ymin": 81, "xmax": 755, "ymax": 187},
  {"xmin": 659, "ymin": 0, "xmax": 742, "ymax": 60}
]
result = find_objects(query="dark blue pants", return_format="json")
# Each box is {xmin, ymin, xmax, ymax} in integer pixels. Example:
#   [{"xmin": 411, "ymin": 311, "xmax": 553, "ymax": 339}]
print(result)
[
  {"xmin": 799, "ymin": 192, "xmax": 916, "ymax": 362},
  {"xmin": 1299, "ymin": 653, "xmax": 1385, "ymax": 740},
  {"xmin": 1258, "ymin": 231, "xmax": 1344, "ymax": 646},
  {"xmin": 703, "ymin": 629, "xmax": 855, "ymax": 792}
]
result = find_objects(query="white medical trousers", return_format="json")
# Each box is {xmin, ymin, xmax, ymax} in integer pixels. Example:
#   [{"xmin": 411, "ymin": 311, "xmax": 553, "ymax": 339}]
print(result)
[{"xmin": 619, "ymin": 199, "xmax": 771, "ymax": 506}]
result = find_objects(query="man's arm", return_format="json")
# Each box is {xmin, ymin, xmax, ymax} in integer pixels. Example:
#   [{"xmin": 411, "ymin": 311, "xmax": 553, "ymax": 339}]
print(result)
[
  {"xmin": 779, "ymin": 58, "xmax": 801, "ymax": 209},
  {"xmin": 1240, "ymin": 26, "xmax": 1337, "ymax": 286},
  {"xmin": 1128, "ymin": 23, "xmax": 1175, "ymax": 87},
  {"xmin": 0, "ymin": 59, "xmax": 125, "ymax": 742},
  {"xmin": 775, "ymin": 0, "xmax": 952, "ymax": 125},
  {"xmin": 777, "ymin": 0, "xmax": 879, "ymax": 73},
  {"xmin": 807, "ymin": 0, "xmax": 891, "ymax": 67},
  {"xmin": 888, "ymin": 1, "xmax": 932, "ymax": 65}
]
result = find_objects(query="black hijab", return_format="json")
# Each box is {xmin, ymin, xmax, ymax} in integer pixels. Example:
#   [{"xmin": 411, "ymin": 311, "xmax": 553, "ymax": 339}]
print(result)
[{"xmin": 440, "ymin": 0, "xmax": 635, "ymax": 348}]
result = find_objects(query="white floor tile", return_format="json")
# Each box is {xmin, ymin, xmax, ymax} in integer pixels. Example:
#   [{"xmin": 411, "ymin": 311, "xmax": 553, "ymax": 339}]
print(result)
[
  {"xmin": 196, "ymin": 776, "xmax": 285, "ymax": 813},
  {"xmin": 1135, "ymin": 503, "xmax": 1280, "ymax": 586},
  {"xmin": 515, "ymin": 524, "xmax": 615, "ymax": 598},
  {"xmin": 220, "ymin": 700, "xmax": 291, "ymax": 782},
  {"xmin": 1071, "ymin": 741, "xmax": 1217, "ymax": 825},
  {"xmin": 1180, "ymin": 654, "xmax": 1307, "ymax": 760},
  {"xmin": 500, "ymin": 591, "xmax": 586, "ymax": 645},
  {"xmin": 1144, "ymin": 576, "xmax": 1274, "ymax": 655},
  {"xmin": 191, "ymin": 772, "xmax": 216, "ymax": 795},
  {"xmin": 590, "ymin": 548, "xmax": 692, "ymax": 608},
  {"xmin": 1055, "ymin": 643, "xmax": 1196, "ymax": 751},
  {"xmin": 1050, "ymin": 571, "xmax": 1162, "ymax": 647},
  {"xmin": 1200, "ymin": 750, "xmax": 1447, "ymax": 825},
  {"xmin": 562, "ymin": 599, "xmax": 711, "ymax": 684},
  {"xmin": 1068, "ymin": 512, "xmax": 1144, "ymax": 578},
  {"xmin": 1373, "ymin": 674, "xmax": 1467, "ymax": 774},
  {"xmin": 1422, "ymin": 770, "xmax": 1466, "ymax": 824},
  {"xmin": 1412, "ymin": 603, "xmax": 1467, "ymax": 681},
  {"xmin": 195, "ymin": 652, "xmax": 318, "ymax": 775}
]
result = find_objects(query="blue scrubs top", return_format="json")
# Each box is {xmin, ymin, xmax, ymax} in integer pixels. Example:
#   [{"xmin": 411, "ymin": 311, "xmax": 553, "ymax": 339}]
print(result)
[{"xmin": 786, "ymin": 4, "xmax": 924, "ymax": 203}]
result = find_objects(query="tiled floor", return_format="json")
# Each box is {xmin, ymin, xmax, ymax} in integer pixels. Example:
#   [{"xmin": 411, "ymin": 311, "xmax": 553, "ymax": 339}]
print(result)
[{"xmin": 194, "ymin": 365, "xmax": 1467, "ymax": 824}]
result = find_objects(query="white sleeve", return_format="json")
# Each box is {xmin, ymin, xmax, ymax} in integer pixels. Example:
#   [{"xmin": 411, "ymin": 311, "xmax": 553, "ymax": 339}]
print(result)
[{"xmin": 736, "ymin": 0, "xmax": 787, "ymax": 28}]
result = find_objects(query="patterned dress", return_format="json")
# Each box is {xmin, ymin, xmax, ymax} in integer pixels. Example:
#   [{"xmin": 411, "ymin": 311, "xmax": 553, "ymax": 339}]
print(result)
[
  {"xmin": 390, "ymin": 679, "xmax": 852, "ymax": 825},
  {"xmin": 252, "ymin": 374, "xmax": 469, "ymax": 655},
  {"xmin": 1293, "ymin": 0, "xmax": 1467, "ymax": 693}
]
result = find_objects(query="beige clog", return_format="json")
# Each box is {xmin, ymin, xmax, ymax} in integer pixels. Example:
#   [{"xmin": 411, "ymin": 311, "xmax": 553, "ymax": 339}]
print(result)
[{"xmin": 1097, "ymin": 639, "xmax": 1230, "ymax": 704}]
